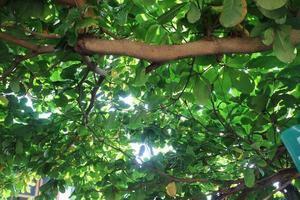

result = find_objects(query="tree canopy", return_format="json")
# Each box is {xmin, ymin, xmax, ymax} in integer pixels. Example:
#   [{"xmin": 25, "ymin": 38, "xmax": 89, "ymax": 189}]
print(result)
[{"xmin": 0, "ymin": 0, "xmax": 300, "ymax": 199}]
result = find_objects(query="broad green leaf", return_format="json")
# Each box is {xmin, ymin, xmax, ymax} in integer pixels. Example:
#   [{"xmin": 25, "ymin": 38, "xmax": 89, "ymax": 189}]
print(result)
[
  {"xmin": 244, "ymin": 168, "xmax": 255, "ymax": 188},
  {"xmin": 145, "ymin": 24, "xmax": 160, "ymax": 43},
  {"xmin": 16, "ymin": 140, "xmax": 23, "ymax": 155},
  {"xmin": 230, "ymin": 70, "xmax": 254, "ymax": 94},
  {"xmin": 262, "ymin": 28, "xmax": 274, "ymax": 46},
  {"xmin": 157, "ymin": 3, "xmax": 186, "ymax": 24},
  {"xmin": 250, "ymin": 22, "xmax": 271, "ymax": 37},
  {"xmin": 61, "ymin": 64, "xmax": 78, "ymax": 80},
  {"xmin": 258, "ymin": 6, "xmax": 287, "ymax": 20},
  {"xmin": 226, "ymin": 56, "xmax": 250, "ymax": 68},
  {"xmin": 256, "ymin": 0, "xmax": 287, "ymax": 10},
  {"xmin": 0, "ymin": 96, "xmax": 9, "ymax": 107},
  {"xmin": 128, "ymin": 111, "xmax": 145, "ymax": 129},
  {"xmin": 12, "ymin": 0, "xmax": 44, "ymax": 19},
  {"xmin": 203, "ymin": 68, "xmax": 218, "ymax": 83},
  {"xmin": 187, "ymin": 3, "xmax": 201, "ymax": 23},
  {"xmin": 214, "ymin": 69, "xmax": 232, "ymax": 95},
  {"xmin": 273, "ymin": 25, "xmax": 296, "ymax": 63},
  {"xmin": 193, "ymin": 77, "xmax": 210, "ymax": 105},
  {"xmin": 245, "ymin": 56, "xmax": 285, "ymax": 68},
  {"xmin": 134, "ymin": 63, "xmax": 148, "ymax": 86},
  {"xmin": 104, "ymin": 113, "xmax": 120, "ymax": 130},
  {"xmin": 0, "ymin": 41, "xmax": 10, "ymax": 63},
  {"xmin": 10, "ymin": 80, "xmax": 20, "ymax": 93},
  {"xmin": 220, "ymin": 0, "xmax": 247, "ymax": 27}
]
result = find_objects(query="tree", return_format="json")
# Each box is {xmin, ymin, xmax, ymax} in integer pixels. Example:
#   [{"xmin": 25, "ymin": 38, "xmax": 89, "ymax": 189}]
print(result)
[{"xmin": 0, "ymin": 0, "xmax": 300, "ymax": 199}]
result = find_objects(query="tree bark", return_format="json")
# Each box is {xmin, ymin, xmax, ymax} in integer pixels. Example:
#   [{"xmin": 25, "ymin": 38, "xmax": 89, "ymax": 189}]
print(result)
[{"xmin": 76, "ymin": 30, "xmax": 300, "ymax": 62}]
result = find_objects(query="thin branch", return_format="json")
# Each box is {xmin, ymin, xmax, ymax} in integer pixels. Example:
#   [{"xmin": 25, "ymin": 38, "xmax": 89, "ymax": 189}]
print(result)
[
  {"xmin": 0, "ymin": 32, "xmax": 55, "ymax": 53},
  {"xmin": 81, "ymin": 56, "xmax": 107, "ymax": 76},
  {"xmin": 218, "ymin": 168, "xmax": 299, "ymax": 199},
  {"xmin": 0, "ymin": 52, "xmax": 38, "ymax": 81},
  {"xmin": 263, "ymin": 176, "xmax": 299, "ymax": 200},
  {"xmin": 0, "ymin": 23, "xmax": 61, "ymax": 39},
  {"xmin": 145, "ymin": 62, "xmax": 165, "ymax": 73},
  {"xmin": 84, "ymin": 75, "xmax": 105, "ymax": 124}
]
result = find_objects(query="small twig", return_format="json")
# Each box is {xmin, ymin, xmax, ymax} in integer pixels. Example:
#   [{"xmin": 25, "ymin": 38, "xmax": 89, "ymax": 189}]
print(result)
[
  {"xmin": 0, "ymin": 23, "xmax": 61, "ymax": 39},
  {"xmin": 145, "ymin": 62, "xmax": 165, "ymax": 73},
  {"xmin": 81, "ymin": 56, "xmax": 107, "ymax": 76},
  {"xmin": 263, "ymin": 175, "xmax": 300, "ymax": 200},
  {"xmin": 84, "ymin": 75, "xmax": 105, "ymax": 124},
  {"xmin": 0, "ymin": 52, "xmax": 38, "ymax": 81}
]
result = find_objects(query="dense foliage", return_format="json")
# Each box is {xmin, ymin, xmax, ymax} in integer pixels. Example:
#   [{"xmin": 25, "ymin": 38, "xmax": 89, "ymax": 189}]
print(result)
[{"xmin": 0, "ymin": 0, "xmax": 300, "ymax": 199}]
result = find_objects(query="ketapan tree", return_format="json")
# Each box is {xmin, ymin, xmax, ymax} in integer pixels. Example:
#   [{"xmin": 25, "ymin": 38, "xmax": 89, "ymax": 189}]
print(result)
[{"xmin": 0, "ymin": 0, "xmax": 300, "ymax": 199}]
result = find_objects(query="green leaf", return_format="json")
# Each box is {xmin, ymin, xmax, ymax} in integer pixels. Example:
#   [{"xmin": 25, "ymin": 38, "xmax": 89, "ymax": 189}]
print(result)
[
  {"xmin": 250, "ymin": 22, "xmax": 271, "ymax": 37},
  {"xmin": 76, "ymin": 17, "xmax": 98, "ymax": 31},
  {"xmin": 16, "ymin": 140, "xmax": 23, "ymax": 155},
  {"xmin": 0, "ymin": 96, "xmax": 9, "ymax": 107},
  {"xmin": 134, "ymin": 63, "xmax": 148, "ymax": 86},
  {"xmin": 193, "ymin": 77, "xmax": 210, "ymax": 105},
  {"xmin": 104, "ymin": 113, "xmax": 120, "ymax": 130},
  {"xmin": 262, "ymin": 28, "xmax": 274, "ymax": 46},
  {"xmin": 157, "ymin": 3, "xmax": 186, "ymax": 24},
  {"xmin": 0, "ymin": 41, "xmax": 11, "ymax": 63},
  {"xmin": 145, "ymin": 24, "xmax": 160, "ymax": 43},
  {"xmin": 256, "ymin": 0, "xmax": 287, "ymax": 10},
  {"xmin": 258, "ymin": 6, "xmax": 287, "ymax": 20},
  {"xmin": 214, "ymin": 69, "xmax": 232, "ymax": 95},
  {"xmin": 244, "ymin": 168, "xmax": 255, "ymax": 188},
  {"xmin": 273, "ymin": 25, "xmax": 296, "ymax": 63},
  {"xmin": 187, "ymin": 3, "xmax": 201, "ymax": 23},
  {"xmin": 220, "ymin": 0, "xmax": 247, "ymax": 27},
  {"xmin": 12, "ymin": 0, "xmax": 44, "ymax": 19},
  {"xmin": 61, "ymin": 64, "xmax": 78, "ymax": 80},
  {"xmin": 10, "ymin": 80, "xmax": 20, "ymax": 93},
  {"xmin": 203, "ymin": 68, "xmax": 218, "ymax": 83},
  {"xmin": 128, "ymin": 111, "xmax": 145, "ymax": 129},
  {"xmin": 230, "ymin": 70, "xmax": 254, "ymax": 94}
]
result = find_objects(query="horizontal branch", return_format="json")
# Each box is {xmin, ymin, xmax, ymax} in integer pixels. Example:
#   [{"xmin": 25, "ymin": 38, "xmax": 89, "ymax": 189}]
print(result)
[
  {"xmin": 77, "ymin": 30, "xmax": 300, "ymax": 62},
  {"xmin": 218, "ymin": 168, "xmax": 299, "ymax": 199},
  {"xmin": 3, "ymin": 30, "xmax": 300, "ymax": 66},
  {"xmin": 0, "ymin": 32, "xmax": 55, "ymax": 53}
]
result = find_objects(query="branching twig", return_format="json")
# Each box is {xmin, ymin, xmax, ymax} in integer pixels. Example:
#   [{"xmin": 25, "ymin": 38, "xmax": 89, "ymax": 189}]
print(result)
[
  {"xmin": 0, "ymin": 52, "xmax": 38, "ymax": 81},
  {"xmin": 83, "ymin": 75, "xmax": 105, "ymax": 124},
  {"xmin": 262, "ymin": 177, "xmax": 297, "ymax": 200},
  {"xmin": 81, "ymin": 56, "xmax": 107, "ymax": 76}
]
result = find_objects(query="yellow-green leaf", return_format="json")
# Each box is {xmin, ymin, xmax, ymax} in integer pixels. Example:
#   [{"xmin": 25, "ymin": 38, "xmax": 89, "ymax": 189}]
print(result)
[{"xmin": 0, "ymin": 96, "xmax": 9, "ymax": 106}]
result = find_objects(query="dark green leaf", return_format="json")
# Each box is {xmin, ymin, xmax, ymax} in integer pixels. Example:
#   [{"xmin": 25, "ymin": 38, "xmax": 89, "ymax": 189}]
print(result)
[{"xmin": 157, "ymin": 3, "xmax": 186, "ymax": 24}]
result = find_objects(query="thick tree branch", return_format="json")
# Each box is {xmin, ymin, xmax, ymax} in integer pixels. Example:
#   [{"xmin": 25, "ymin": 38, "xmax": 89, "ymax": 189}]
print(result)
[
  {"xmin": 3, "ymin": 30, "xmax": 300, "ymax": 65},
  {"xmin": 77, "ymin": 30, "xmax": 300, "ymax": 62}
]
